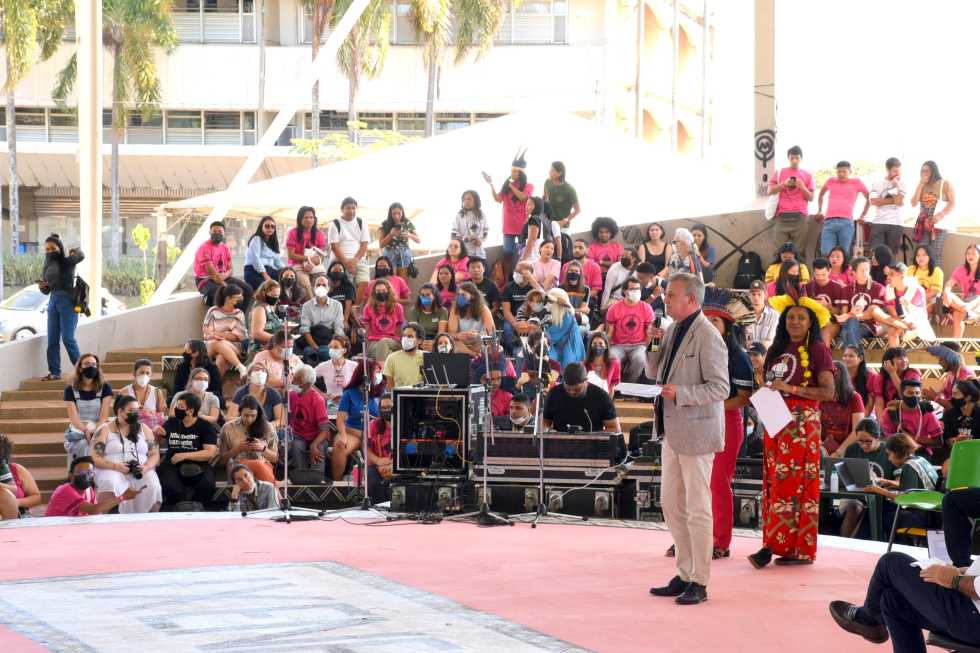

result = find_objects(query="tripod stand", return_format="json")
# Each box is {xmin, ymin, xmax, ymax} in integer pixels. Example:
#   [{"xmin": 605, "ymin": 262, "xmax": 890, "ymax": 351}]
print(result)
[
  {"xmin": 511, "ymin": 324, "xmax": 585, "ymax": 528},
  {"xmin": 244, "ymin": 305, "xmax": 321, "ymax": 523},
  {"xmin": 449, "ymin": 334, "xmax": 512, "ymax": 526}
]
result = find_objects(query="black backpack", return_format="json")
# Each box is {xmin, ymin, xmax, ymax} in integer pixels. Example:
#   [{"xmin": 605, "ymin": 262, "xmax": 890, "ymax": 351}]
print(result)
[
  {"xmin": 733, "ymin": 251, "xmax": 764, "ymax": 289},
  {"xmin": 72, "ymin": 276, "xmax": 91, "ymax": 317},
  {"xmin": 558, "ymin": 232, "xmax": 573, "ymax": 264}
]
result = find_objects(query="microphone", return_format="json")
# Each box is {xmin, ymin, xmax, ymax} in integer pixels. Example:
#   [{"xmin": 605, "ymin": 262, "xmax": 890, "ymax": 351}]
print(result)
[
  {"xmin": 583, "ymin": 408, "xmax": 594, "ymax": 433},
  {"xmin": 355, "ymin": 327, "xmax": 366, "ymax": 337}
]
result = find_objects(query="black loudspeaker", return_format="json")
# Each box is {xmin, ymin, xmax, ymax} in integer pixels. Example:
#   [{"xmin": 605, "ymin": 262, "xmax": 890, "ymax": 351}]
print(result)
[{"xmin": 392, "ymin": 386, "xmax": 487, "ymax": 476}]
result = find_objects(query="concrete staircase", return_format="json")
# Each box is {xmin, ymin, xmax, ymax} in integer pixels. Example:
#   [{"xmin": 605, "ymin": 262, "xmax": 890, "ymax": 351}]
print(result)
[{"xmin": 2, "ymin": 347, "xmax": 179, "ymax": 505}]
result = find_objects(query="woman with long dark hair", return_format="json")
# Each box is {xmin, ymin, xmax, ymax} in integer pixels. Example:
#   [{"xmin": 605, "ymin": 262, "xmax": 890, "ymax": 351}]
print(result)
[
  {"xmin": 765, "ymin": 242, "xmax": 810, "ymax": 285},
  {"xmin": 543, "ymin": 161, "xmax": 580, "ymax": 233},
  {"xmin": 334, "ymin": 359, "xmax": 384, "ymax": 481},
  {"xmin": 277, "ymin": 266, "xmax": 309, "ymax": 309},
  {"xmin": 407, "ymin": 283, "xmax": 448, "ymax": 348},
  {"xmin": 452, "ymin": 190, "xmax": 489, "ymax": 261},
  {"xmin": 434, "ymin": 264, "xmax": 458, "ymax": 309},
  {"xmin": 870, "ymin": 245, "xmax": 893, "ymax": 286},
  {"xmin": 912, "ymin": 160, "xmax": 956, "ymax": 268},
  {"xmin": 638, "ymin": 222, "xmax": 672, "ymax": 276},
  {"xmin": 63, "ymin": 353, "xmax": 113, "ymax": 462},
  {"xmin": 218, "ymin": 394, "xmax": 279, "ymax": 483},
  {"xmin": 40, "ymin": 234, "xmax": 84, "ymax": 381},
  {"xmin": 872, "ymin": 346, "xmax": 921, "ymax": 419},
  {"xmin": 485, "ymin": 152, "xmax": 533, "ymax": 256},
  {"xmin": 770, "ymin": 258, "xmax": 804, "ymax": 299},
  {"xmin": 448, "ymin": 281, "xmax": 495, "ymax": 356},
  {"xmin": 691, "ymin": 224, "xmax": 716, "ymax": 284},
  {"xmin": 429, "ymin": 237, "xmax": 470, "ymax": 284},
  {"xmin": 943, "ymin": 244, "xmax": 980, "ymax": 338},
  {"xmin": 174, "ymin": 339, "xmax": 223, "ymax": 404},
  {"xmin": 749, "ymin": 299, "xmax": 834, "ymax": 569},
  {"xmin": 827, "ymin": 246, "xmax": 852, "ymax": 285},
  {"xmin": 362, "ymin": 278, "xmax": 405, "ymax": 363},
  {"xmin": 379, "ymin": 202, "xmax": 419, "ymax": 280},
  {"xmin": 842, "ymin": 344, "xmax": 877, "ymax": 417},
  {"xmin": 820, "ymin": 361, "xmax": 866, "ymax": 456},
  {"xmin": 286, "ymin": 206, "xmax": 327, "ymax": 296},
  {"xmin": 908, "ymin": 245, "xmax": 943, "ymax": 314},
  {"xmin": 244, "ymin": 215, "xmax": 283, "ymax": 289}
]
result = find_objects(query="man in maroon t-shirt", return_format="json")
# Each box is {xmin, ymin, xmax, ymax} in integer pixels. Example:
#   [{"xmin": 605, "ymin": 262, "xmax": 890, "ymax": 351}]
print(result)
[
  {"xmin": 805, "ymin": 258, "xmax": 844, "ymax": 346},
  {"xmin": 835, "ymin": 257, "xmax": 888, "ymax": 352}
]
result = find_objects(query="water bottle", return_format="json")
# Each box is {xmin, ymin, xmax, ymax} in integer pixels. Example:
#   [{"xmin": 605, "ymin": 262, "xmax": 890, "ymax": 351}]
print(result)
[
  {"xmin": 830, "ymin": 469, "xmax": 840, "ymax": 493},
  {"xmin": 648, "ymin": 309, "xmax": 663, "ymax": 353}
]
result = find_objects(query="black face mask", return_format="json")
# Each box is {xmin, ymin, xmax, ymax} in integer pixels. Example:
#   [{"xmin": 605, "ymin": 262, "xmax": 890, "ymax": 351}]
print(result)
[
  {"xmin": 620, "ymin": 257, "xmax": 632, "ymax": 268},
  {"xmin": 566, "ymin": 272, "xmax": 581, "ymax": 283},
  {"xmin": 329, "ymin": 271, "xmax": 345, "ymax": 282},
  {"xmin": 82, "ymin": 366, "xmax": 98, "ymax": 380},
  {"xmin": 951, "ymin": 397, "xmax": 967, "ymax": 411},
  {"xmin": 266, "ymin": 295, "xmax": 280, "ymax": 305},
  {"xmin": 182, "ymin": 352, "xmax": 193, "ymax": 365},
  {"xmin": 787, "ymin": 275, "xmax": 801, "ymax": 285},
  {"xmin": 125, "ymin": 412, "xmax": 140, "ymax": 427},
  {"xmin": 281, "ymin": 277, "xmax": 295, "ymax": 288},
  {"xmin": 174, "ymin": 408, "xmax": 188, "ymax": 421},
  {"xmin": 210, "ymin": 233, "xmax": 225, "ymax": 244},
  {"xmin": 72, "ymin": 471, "xmax": 94, "ymax": 491},
  {"xmin": 374, "ymin": 291, "xmax": 388, "ymax": 301},
  {"xmin": 903, "ymin": 395, "xmax": 920, "ymax": 408},
  {"xmin": 376, "ymin": 268, "xmax": 391, "ymax": 278},
  {"xmin": 380, "ymin": 410, "xmax": 393, "ymax": 421},
  {"xmin": 591, "ymin": 345, "xmax": 606, "ymax": 356}
]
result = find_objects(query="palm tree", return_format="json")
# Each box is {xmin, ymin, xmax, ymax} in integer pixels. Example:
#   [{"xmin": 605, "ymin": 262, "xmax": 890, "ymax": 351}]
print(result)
[
  {"xmin": 331, "ymin": 0, "xmax": 390, "ymax": 143},
  {"xmin": 410, "ymin": 0, "xmax": 505, "ymax": 137},
  {"xmin": 303, "ymin": 0, "xmax": 336, "ymax": 167},
  {"xmin": 54, "ymin": 0, "xmax": 178, "ymax": 265},
  {"xmin": 0, "ymin": 0, "xmax": 73, "ymax": 266}
]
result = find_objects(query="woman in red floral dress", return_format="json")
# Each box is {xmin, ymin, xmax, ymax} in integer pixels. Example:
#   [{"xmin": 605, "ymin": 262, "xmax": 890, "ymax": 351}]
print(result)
[{"xmin": 749, "ymin": 296, "xmax": 835, "ymax": 568}]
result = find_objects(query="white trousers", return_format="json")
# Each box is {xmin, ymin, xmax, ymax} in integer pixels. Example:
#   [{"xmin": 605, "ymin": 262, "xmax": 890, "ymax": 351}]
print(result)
[{"xmin": 660, "ymin": 438, "xmax": 714, "ymax": 586}]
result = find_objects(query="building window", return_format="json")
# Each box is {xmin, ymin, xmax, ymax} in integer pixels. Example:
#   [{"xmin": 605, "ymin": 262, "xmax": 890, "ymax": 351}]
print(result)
[
  {"xmin": 474, "ymin": 112, "xmax": 505, "ymax": 123},
  {"xmin": 301, "ymin": 3, "xmax": 334, "ymax": 44},
  {"xmin": 496, "ymin": 0, "xmax": 567, "ymax": 45},
  {"xmin": 359, "ymin": 112, "xmax": 394, "ymax": 130},
  {"xmin": 167, "ymin": 110, "xmax": 203, "ymax": 130},
  {"xmin": 15, "ymin": 109, "xmax": 45, "ymax": 127},
  {"xmin": 393, "ymin": 0, "xmax": 419, "ymax": 44},
  {"xmin": 128, "ymin": 112, "xmax": 163, "ymax": 128},
  {"xmin": 395, "ymin": 112, "xmax": 425, "ymax": 133},
  {"xmin": 204, "ymin": 111, "xmax": 241, "ymax": 130},
  {"xmin": 173, "ymin": 0, "xmax": 255, "ymax": 43},
  {"xmin": 436, "ymin": 112, "xmax": 472, "ymax": 132}
]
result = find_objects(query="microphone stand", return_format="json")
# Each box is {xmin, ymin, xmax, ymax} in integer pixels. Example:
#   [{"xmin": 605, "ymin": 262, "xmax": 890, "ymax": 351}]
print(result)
[
  {"xmin": 450, "ymin": 333, "xmax": 512, "ymax": 526},
  {"xmin": 244, "ymin": 304, "xmax": 321, "ymax": 523},
  {"xmin": 511, "ymin": 325, "xmax": 585, "ymax": 528}
]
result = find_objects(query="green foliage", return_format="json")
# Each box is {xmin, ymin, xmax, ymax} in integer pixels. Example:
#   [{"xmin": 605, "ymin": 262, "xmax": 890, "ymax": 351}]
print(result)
[
  {"xmin": 131, "ymin": 224, "xmax": 151, "ymax": 252},
  {"xmin": 139, "ymin": 278, "xmax": 156, "ymax": 305},
  {"xmin": 289, "ymin": 129, "xmax": 415, "ymax": 161},
  {"xmin": 152, "ymin": 244, "xmax": 182, "ymax": 266},
  {"xmin": 1, "ymin": 254, "xmax": 146, "ymax": 296},
  {"xmin": 1, "ymin": 0, "xmax": 73, "ymax": 92}
]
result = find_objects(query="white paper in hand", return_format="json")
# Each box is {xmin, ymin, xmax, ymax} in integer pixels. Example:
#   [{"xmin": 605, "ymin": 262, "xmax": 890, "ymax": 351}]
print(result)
[
  {"xmin": 618, "ymin": 383, "xmax": 662, "ymax": 398},
  {"xmin": 749, "ymin": 387, "xmax": 792, "ymax": 436}
]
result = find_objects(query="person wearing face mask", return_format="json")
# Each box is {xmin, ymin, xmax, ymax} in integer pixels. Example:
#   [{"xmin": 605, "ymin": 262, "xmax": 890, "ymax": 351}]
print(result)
[
  {"xmin": 514, "ymin": 288, "xmax": 552, "ymax": 333},
  {"xmin": 365, "ymin": 256, "xmax": 411, "ymax": 305},
  {"xmin": 449, "ymin": 282, "xmax": 495, "ymax": 356},
  {"xmin": 63, "ymin": 353, "xmax": 114, "ymax": 463},
  {"xmin": 219, "ymin": 395, "xmax": 279, "ymax": 483},
  {"xmin": 228, "ymin": 361, "xmax": 285, "ymax": 432},
  {"xmin": 174, "ymin": 340, "xmax": 224, "ymax": 408},
  {"xmin": 382, "ymin": 323, "xmax": 425, "ymax": 389},
  {"xmin": 407, "ymin": 283, "xmax": 448, "ymax": 350},
  {"xmin": 544, "ymin": 288, "xmax": 585, "ymax": 370},
  {"xmin": 662, "ymin": 228, "xmax": 703, "ymax": 281},
  {"xmin": 601, "ymin": 246, "xmax": 639, "ymax": 310},
  {"xmin": 923, "ymin": 343, "xmax": 974, "ymax": 410},
  {"xmin": 362, "ymin": 278, "xmax": 406, "ymax": 363},
  {"xmin": 158, "ymin": 393, "xmax": 218, "ymax": 508},
  {"xmin": 314, "ymin": 335, "xmax": 359, "ymax": 410},
  {"xmin": 277, "ymin": 267, "xmax": 310, "ymax": 309},
  {"xmin": 121, "ymin": 358, "xmax": 167, "ymax": 432},
  {"xmin": 880, "ymin": 379, "xmax": 942, "ymax": 455},
  {"xmin": 300, "ymin": 276, "xmax": 347, "ymax": 364},
  {"xmin": 938, "ymin": 379, "xmax": 980, "ymax": 467},
  {"xmin": 90, "ymin": 395, "xmax": 162, "ymax": 513},
  {"xmin": 203, "ymin": 284, "xmax": 249, "ymax": 379},
  {"xmin": 46, "ymin": 456, "xmax": 143, "ymax": 517},
  {"xmin": 327, "ymin": 361, "xmax": 383, "ymax": 482},
  {"xmin": 561, "ymin": 260, "xmax": 595, "ymax": 332},
  {"xmin": 286, "ymin": 365, "xmax": 331, "ymax": 476},
  {"xmin": 560, "ymin": 238, "xmax": 603, "ymax": 294},
  {"xmin": 39, "ymin": 233, "xmax": 84, "ymax": 381},
  {"xmin": 871, "ymin": 346, "xmax": 922, "ymax": 419},
  {"xmin": 433, "ymin": 332, "xmax": 455, "ymax": 355},
  {"xmin": 252, "ymin": 330, "xmax": 303, "ymax": 391},
  {"xmin": 606, "ymin": 278, "xmax": 655, "ymax": 383},
  {"xmin": 325, "ymin": 260, "xmax": 356, "ymax": 331},
  {"xmin": 169, "ymin": 368, "xmax": 222, "ymax": 425},
  {"xmin": 585, "ymin": 332, "xmax": 621, "ymax": 398},
  {"xmin": 249, "ymin": 280, "xmax": 285, "ymax": 354},
  {"xmin": 193, "ymin": 220, "xmax": 254, "ymax": 310},
  {"xmin": 494, "ymin": 393, "xmax": 534, "ymax": 432},
  {"xmin": 366, "ymin": 396, "xmax": 395, "ymax": 499},
  {"xmin": 501, "ymin": 262, "xmax": 535, "ymax": 356}
]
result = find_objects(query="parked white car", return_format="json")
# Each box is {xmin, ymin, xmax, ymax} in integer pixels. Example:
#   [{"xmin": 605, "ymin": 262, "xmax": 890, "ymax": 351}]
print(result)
[{"xmin": 0, "ymin": 285, "xmax": 126, "ymax": 344}]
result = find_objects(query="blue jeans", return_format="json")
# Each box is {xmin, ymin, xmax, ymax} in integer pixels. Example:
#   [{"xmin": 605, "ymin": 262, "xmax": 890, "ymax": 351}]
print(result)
[
  {"xmin": 502, "ymin": 321, "xmax": 519, "ymax": 356},
  {"xmin": 243, "ymin": 265, "xmax": 279, "ymax": 291},
  {"xmin": 502, "ymin": 235, "xmax": 519, "ymax": 256},
  {"xmin": 840, "ymin": 317, "xmax": 873, "ymax": 351},
  {"xmin": 47, "ymin": 291, "xmax": 80, "ymax": 376},
  {"xmin": 820, "ymin": 219, "xmax": 855, "ymax": 256}
]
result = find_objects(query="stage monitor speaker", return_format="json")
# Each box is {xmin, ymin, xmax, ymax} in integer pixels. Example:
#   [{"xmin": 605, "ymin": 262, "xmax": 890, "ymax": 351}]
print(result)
[{"xmin": 393, "ymin": 386, "xmax": 487, "ymax": 476}]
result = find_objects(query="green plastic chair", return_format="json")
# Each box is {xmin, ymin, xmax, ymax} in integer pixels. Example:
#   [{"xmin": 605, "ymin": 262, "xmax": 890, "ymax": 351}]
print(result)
[{"xmin": 887, "ymin": 439, "xmax": 980, "ymax": 551}]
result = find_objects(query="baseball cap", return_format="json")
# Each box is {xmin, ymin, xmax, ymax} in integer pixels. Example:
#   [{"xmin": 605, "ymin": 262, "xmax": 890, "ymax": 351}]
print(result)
[
  {"xmin": 747, "ymin": 341, "xmax": 767, "ymax": 356},
  {"xmin": 749, "ymin": 280, "xmax": 766, "ymax": 292}
]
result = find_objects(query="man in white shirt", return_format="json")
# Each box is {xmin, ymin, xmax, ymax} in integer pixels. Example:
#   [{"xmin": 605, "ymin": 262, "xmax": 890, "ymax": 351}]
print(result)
[
  {"xmin": 868, "ymin": 157, "xmax": 907, "ymax": 253},
  {"xmin": 327, "ymin": 196, "xmax": 371, "ymax": 299},
  {"xmin": 744, "ymin": 280, "xmax": 778, "ymax": 348},
  {"xmin": 601, "ymin": 247, "xmax": 638, "ymax": 310},
  {"xmin": 830, "ymin": 550, "xmax": 980, "ymax": 650}
]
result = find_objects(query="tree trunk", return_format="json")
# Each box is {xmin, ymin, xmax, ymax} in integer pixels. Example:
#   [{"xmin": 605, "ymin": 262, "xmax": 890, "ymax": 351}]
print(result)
[
  {"xmin": 110, "ymin": 47, "xmax": 122, "ymax": 265},
  {"xmin": 310, "ymin": 3, "xmax": 322, "ymax": 168},
  {"xmin": 424, "ymin": 45, "xmax": 437, "ymax": 138},
  {"xmin": 6, "ymin": 58, "xmax": 18, "ymax": 258},
  {"xmin": 256, "ymin": 0, "xmax": 266, "ymax": 140},
  {"xmin": 347, "ymin": 25, "xmax": 360, "ymax": 145}
]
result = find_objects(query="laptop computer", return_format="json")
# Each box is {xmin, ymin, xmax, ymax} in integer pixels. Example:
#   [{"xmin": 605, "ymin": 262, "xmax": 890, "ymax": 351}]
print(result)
[
  {"xmin": 421, "ymin": 352, "xmax": 471, "ymax": 387},
  {"xmin": 834, "ymin": 458, "xmax": 874, "ymax": 492}
]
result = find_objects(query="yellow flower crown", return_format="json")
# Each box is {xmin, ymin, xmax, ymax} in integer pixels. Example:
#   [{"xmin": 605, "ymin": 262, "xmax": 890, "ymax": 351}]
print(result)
[{"xmin": 768, "ymin": 294, "xmax": 831, "ymax": 329}]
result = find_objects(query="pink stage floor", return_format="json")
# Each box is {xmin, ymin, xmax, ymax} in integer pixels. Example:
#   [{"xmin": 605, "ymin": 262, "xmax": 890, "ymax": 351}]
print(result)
[{"xmin": 0, "ymin": 513, "xmax": 909, "ymax": 652}]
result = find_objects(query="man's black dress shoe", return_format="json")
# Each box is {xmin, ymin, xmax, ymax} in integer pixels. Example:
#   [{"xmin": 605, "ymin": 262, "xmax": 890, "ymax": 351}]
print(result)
[
  {"xmin": 650, "ymin": 575, "xmax": 690, "ymax": 597},
  {"xmin": 676, "ymin": 583, "xmax": 708, "ymax": 605}
]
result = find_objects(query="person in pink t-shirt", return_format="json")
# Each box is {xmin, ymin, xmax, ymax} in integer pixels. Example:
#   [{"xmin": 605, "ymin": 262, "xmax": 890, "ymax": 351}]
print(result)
[
  {"xmin": 605, "ymin": 278, "xmax": 655, "ymax": 383},
  {"xmin": 943, "ymin": 244, "xmax": 980, "ymax": 337},
  {"xmin": 286, "ymin": 206, "xmax": 329, "ymax": 296},
  {"xmin": 587, "ymin": 217, "xmax": 623, "ymax": 274},
  {"xmin": 485, "ymin": 151, "xmax": 533, "ymax": 257},
  {"xmin": 816, "ymin": 161, "xmax": 870, "ymax": 256},
  {"xmin": 45, "ymin": 457, "xmax": 140, "ymax": 517},
  {"xmin": 362, "ymin": 278, "xmax": 406, "ymax": 362},
  {"xmin": 768, "ymin": 145, "xmax": 815, "ymax": 257},
  {"xmin": 561, "ymin": 238, "xmax": 603, "ymax": 293},
  {"xmin": 193, "ymin": 221, "xmax": 255, "ymax": 310},
  {"xmin": 364, "ymin": 257, "xmax": 411, "ymax": 305},
  {"xmin": 428, "ymin": 238, "xmax": 471, "ymax": 285}
]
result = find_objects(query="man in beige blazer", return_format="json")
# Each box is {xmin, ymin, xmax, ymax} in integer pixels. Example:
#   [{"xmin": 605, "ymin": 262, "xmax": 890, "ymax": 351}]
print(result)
[{"xmin": 645, "ymin": 272, "xmax": 730, "ymax": 605}]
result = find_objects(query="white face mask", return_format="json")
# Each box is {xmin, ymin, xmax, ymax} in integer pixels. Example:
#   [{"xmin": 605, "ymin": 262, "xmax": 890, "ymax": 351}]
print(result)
[
  {"xmin": 513, "ymin": 272, "xmax": 525, "ymax": 284},
  {"xmin": 250, "ymin": 371, "xmax": 267, "ymax": 386},
  {"xmin": 511, "ymin": 413, "xmax": 530, "ymax": 426},
  {"xmin": 135, "ymin": 374, "xmax": 151, "ymax": 388},
  {"xmin": 192, "ymin": 380, "xmax": 208, "ymax": 393},
  {"xmin": 401, "ymin": 336, "xmax": 416, "ymax": 351},
  {"xmin": 314, "ymin": 286, "xmax": 329, "ymax": 299},
  {"xmin": 437, "ymin": 343, "xmax": 453, "ymax": 354},
  {"xmin": 328, "ymin": 348, "xmax": 344, "ymax": 360},
  {"xmin": 374, "ymin": 372, "xmax": 384, "ymax": 385},
  {"xmin": 626, "ymin": 289, "xmax": 641, "ymax": 302}
]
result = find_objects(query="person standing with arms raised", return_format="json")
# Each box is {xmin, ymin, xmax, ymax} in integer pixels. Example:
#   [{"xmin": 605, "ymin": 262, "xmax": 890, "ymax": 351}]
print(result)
[{"xmin": 645, "ymin": 272, "xmax": 729, "ymax": 606}]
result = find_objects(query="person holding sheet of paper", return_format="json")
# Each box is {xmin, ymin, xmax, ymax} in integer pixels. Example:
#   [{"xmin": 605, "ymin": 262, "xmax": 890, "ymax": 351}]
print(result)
[
  {"xmin": 748, "ymin": 294, "xmax": 834, "ymax": 570},
  {"xmin": 645, "ymin": 272, "xmax": 729, "ymax": 606}
]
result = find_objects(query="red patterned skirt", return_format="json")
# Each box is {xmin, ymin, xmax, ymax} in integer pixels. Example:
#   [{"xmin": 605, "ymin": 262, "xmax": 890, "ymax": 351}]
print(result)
[{"xmin": 761, "ymin": 398, "xmax": 821, "ymax": 561}]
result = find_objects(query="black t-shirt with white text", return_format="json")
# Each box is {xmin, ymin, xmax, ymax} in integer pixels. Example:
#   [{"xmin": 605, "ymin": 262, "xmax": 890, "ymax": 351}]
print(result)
[
  {"xmin": 162, "ymin": 416, "xmax": 217, "ymax": 461},
  {"xmin": 502, "ymin": 281, "xmax": 532, "ymax": 314}
]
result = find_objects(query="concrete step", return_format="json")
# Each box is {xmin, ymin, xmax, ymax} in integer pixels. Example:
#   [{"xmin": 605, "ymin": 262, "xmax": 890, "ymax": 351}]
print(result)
[
  {"xmin": 0, "ymin": 418, "xmax": 69, "ymax": 434},
  {"xmin": 5, "ymin": 432, "xmax": 66, "ymax": 454},
  {"xmin": 28, "ymin": 465, "xmax": 70, "ymax": 492},
  {"xmin": 100, "ymin": 361, "xmax": 162, "ymax": 374},
  {"xmin": 615, "ymin": 401, "xmax": 650, "ymax": 418},
  {"xmin": 19, "ymin": 372, "xmax": 162, "ymax": 391},
  {"xmin": 2, "ymin": 389, "xmax": 71, "ymax": 402},
  {"xmin": 13, "ymin": 452, "xmax": 68, "ymax": 469},
  {"xmin": 0, "ymin": 401, "xmax": 69, "ymax": 419},
  {"xmin": 105, "ymin": 347, "xmax": 182, "ymax": 364}
]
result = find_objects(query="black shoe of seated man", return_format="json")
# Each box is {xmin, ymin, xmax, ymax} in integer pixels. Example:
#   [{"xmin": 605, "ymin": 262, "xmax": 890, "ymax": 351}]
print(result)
[
  {"xmin": 676, "ymin": 583, "xmax": 708, "ymax": 605},
  {"xmin": 748, "ymin": 547, "xmax": 772, "ymax": 569},
  {"xmin": 650, "ymin": 575, "xmax": 690, "ymax": 597},
  {"xmin": 828, "ymin": 601, "xmax": 889, "ymax": 644}
]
